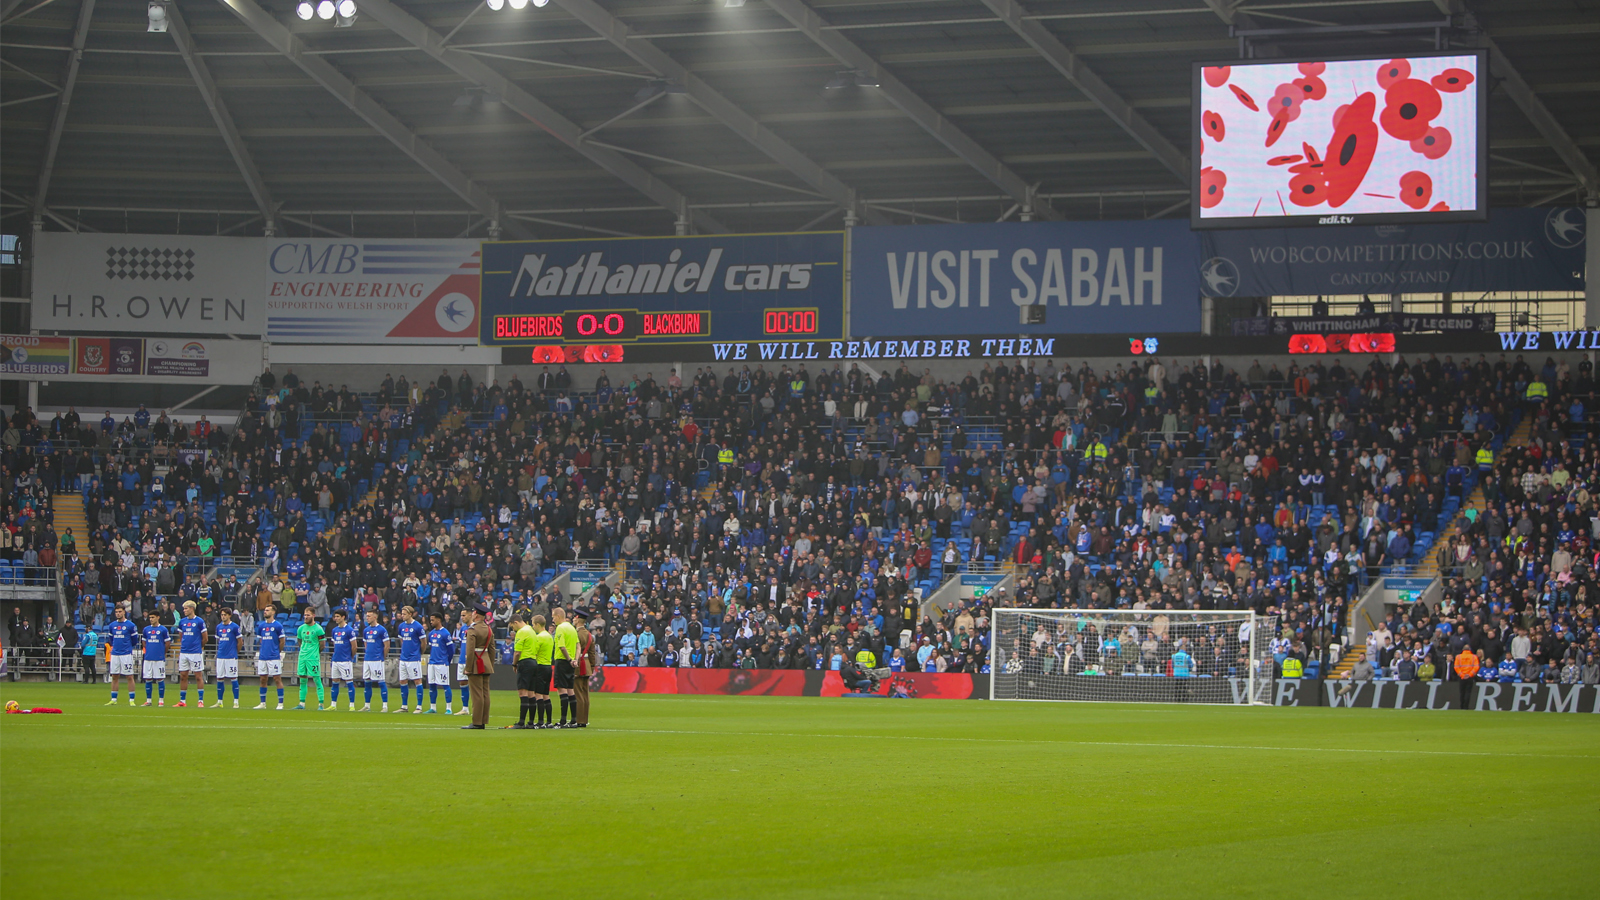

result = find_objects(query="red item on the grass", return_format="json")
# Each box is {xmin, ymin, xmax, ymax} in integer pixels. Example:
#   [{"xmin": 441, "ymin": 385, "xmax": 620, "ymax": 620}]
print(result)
[{"xmin": 4, "ymin": 707, "xmax": 63, "ymax": 714}]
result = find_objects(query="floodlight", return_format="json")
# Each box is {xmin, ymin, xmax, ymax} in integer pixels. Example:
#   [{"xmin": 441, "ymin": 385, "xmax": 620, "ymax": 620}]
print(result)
[
  {"xmin": 147, "ymin": 1, "xmax": 168, "ymax": 32},
  {"xmin": 296, "ymin": 1, "xmax": 314, "ymax": 19},
  {"xmin": 531, "ymin": 0, "xmax": 549, "ymax": 7},
  {"xmin": 316, "ymin": 0, "xmax": 335, "ymax": 19},
  {"xmin": 337, "ymin": 0, "xmax": 356, "ymax": 16},
  {"xmin": 509, "ymin": 0, "xmax": 528, "ymax": 8},
  {"xmin": 486, "ymin": 0, "xmax": 504, "ymax": 8}
]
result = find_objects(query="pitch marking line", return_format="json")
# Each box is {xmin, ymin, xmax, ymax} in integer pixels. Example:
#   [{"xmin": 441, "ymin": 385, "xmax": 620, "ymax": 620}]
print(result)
[{"xmin": 16, "ymin": 719, "xmax": 1597, "ymax": 760}]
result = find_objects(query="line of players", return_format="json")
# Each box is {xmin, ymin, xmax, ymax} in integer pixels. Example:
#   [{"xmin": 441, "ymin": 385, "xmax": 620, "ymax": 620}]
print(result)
[{"xmin": 99, "ymin": 600, "xmax": 478, "ymax": 714}]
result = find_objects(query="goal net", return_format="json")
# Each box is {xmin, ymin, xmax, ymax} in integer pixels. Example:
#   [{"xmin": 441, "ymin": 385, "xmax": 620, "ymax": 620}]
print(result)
[{"xmin": 989, "ymin": 608, "xmax": 1278, "ymax": 705}]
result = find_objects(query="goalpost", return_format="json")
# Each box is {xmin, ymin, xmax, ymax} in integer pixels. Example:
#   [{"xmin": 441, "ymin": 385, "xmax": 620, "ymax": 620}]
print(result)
[{"xmin": 989, "ymin": 608, "xmax": 1279, "ymax": 705}]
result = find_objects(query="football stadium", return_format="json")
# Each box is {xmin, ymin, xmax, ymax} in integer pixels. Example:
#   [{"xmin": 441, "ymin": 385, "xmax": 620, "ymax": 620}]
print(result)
[{"xmin": 2, "ymin": 0, "xmax": 1599, "ymax": 895}]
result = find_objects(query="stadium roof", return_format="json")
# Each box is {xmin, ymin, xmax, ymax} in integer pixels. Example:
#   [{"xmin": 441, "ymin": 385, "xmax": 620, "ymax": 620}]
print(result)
[{"xmin": 3, "ymin": 0, "xmax": 1597, "ymax": 240}]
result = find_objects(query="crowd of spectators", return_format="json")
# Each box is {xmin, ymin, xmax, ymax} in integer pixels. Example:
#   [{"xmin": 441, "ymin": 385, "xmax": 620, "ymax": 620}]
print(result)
[{"xmin": 2, "ymin": 349, "xmax": 1595, "ymax": 692}]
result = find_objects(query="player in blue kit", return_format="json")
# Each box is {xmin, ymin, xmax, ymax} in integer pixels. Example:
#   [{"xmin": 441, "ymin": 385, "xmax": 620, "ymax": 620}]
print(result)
[
  {"xmin": 425, "ymin": 612, "xmax": 456, "ymax": 714},
  {"xmin": 255, "ymin": 605, "xmax": 287, "ymax": 710},
  {"xmin": 175, "ymin": 600, "xmax": 208, "ymax": 708},
  {"xmin": 328, "ymin": 609, "xmax": 358, "ymax": 711},
  {"xmin": 212, "ymin": 607, "xmax": 242, "ymax": 707},
  {"xmin": 104, "ymin": 606, "xmax": 140, "ymax": 706},
  {"xmin": 395, "ymin": 606, "xmax": 427, "ymax": 713},
  {"xmin": 454, "ymin": 615, "xmax": 473, "ymax": 716},
  {"xmin": 141, "ymin": 612, "xmax": 171, "ymax": 706},
  {"xmin": 360, "ymin": 610, "xmax": 390, "ymax": 712}
]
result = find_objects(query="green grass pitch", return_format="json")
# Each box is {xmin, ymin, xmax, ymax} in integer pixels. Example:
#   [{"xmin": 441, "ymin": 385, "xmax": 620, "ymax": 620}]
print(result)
[{"xmin": 2, "ymin": 682, "xmax": 1596, "ymax": 899}]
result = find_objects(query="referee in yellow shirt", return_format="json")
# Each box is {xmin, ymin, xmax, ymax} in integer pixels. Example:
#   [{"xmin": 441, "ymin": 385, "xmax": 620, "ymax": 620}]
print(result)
[
  {"xmin": 528, "ymin": 616, "xmax": 554, "ymax": 728},
  {"xmin": 551, "ymin": 607, "xmax": 580, "ymax": 728},
  {"xmin": 509, "ymin": 615, "xmax": 536, "ymax": 729}
]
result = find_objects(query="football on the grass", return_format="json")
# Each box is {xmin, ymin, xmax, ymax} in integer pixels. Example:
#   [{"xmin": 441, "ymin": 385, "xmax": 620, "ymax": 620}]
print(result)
[{"xmin": 4, "ymin": 700, "xmax": 18, "ymax": 712}]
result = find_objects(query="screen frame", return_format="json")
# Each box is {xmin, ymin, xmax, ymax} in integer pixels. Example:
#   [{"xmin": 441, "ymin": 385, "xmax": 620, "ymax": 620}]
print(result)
[{"xmin": 1190, "ymin": 49, "xmax": 1489, "ymax": 230}]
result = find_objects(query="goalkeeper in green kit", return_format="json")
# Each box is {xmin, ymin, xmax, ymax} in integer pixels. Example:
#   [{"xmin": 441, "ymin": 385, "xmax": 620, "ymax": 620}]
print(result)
[{"xmin": 295, "ymin": 608, "xmax": 328, "ymax": 710}]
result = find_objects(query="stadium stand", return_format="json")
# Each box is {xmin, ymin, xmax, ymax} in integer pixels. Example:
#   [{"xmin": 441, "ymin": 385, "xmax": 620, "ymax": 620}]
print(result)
[{"xmin": 5, "ymin": 351, "xmax": 1597, "ymax": 689}]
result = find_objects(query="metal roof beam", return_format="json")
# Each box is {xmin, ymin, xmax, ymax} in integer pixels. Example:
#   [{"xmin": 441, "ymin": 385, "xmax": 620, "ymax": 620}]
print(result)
[
  {"xmin": 762, "ymin": 0, "xmax": 1057, "ymax": 220},
  {"xmin": 167, "ymin": 1, "xmax": 277, "ymax": 233},
  {"xmin": 214, "ymin": 0, "xmax": 528, "ymax": 238},
  {"xmin": 549, "ymin": 0, "xmax": 889, "ymax": 226},
  {"xmin": 32, "ymin": 0, "xmax": 94, "ymax": 224},
  {"xmin": 1432, "ymin": 0, "xmax": 1597, "ymax": 195},
  {"xmin": 978, "ymin": 0, "xmax": 1190, "ymax": 186},
  {"xmin": 353, "ymin": 0, "xmax": 725, "ymax": 235}
]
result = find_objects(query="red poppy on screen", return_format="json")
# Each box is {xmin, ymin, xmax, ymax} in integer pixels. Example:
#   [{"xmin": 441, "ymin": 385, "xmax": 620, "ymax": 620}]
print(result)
[
  {"xmin": 1270, "ymin": 83, "xmax": 1304, "ymax": 121},
  {"xmin": 562, "ymin": 346, "xmax": 584, "ymax": 363},
  {"xmin": 583, "ymin": 345, "xmax": 625, "ymax": 363},
  {"xmin": 1204, "ymin": 66, "xmax": 1231, "ymax": 87},
  {"xmin": 1265, "ymin": 112, "xmax": 1290, "ymax": 147},
  {"xmin": 1298, "ymin": 61, "xmax": 1326, "ymax": 76},
  {"xmin": 1376, "ymin": 58, "xmax": 1411, "ymax": 89},
  {"xmin": 1324, "ymin": 334, "xmax": 1350, "ymax": 353},
  {"xmin": 1410, "ymin": 126, "xmax": 1451, "ymax": 159},
  {"xmin": 1431, "ymin": 68, "xmax": 1474, "ymax": 93},
  {"xmin": 1430, "ymin": 202, "xmax": 1450, "ymax": 212},
  {"xmin": 1267, "ymin": 155, "xmax": 1304, "ymax": 166},
  {"xmin": 1288, "ymin": 92, "xmax": 1376, "ymax": 208},
  {"xmin": 1293, "ymin": 75, "xmax": 1327, "ymax": 101},
  {"xmin": 1380, "ymin": 79, "xmax": 1442, "ymax": 141},
  {"xmin": 1202, "ymin": 110, "xmax": 1225, "ymax": 142},
  {"xmin": 1198, "ymin": 167, "xmax": 1227, "ymax": 208},
  {"xmin": 1399, "ymin": 170, "xmax": 1433, "ymax": 209},
  {"xmin": 1288, "ymin": 334, "xmax": 1327, "ymax": 354},
  {"xmin": 1229, "ymin": 83, "xmax": 1258, "ymax": 111},
  {"xmin": 530, "ymin": 345, "xmax": 565, "ymax": 364}
]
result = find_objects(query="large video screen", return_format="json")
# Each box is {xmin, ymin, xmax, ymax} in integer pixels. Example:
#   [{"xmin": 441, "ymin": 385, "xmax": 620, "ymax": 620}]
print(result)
[{"xmin": 1192, "ymin": 52, "xmax": 1487, "ymax": 228}]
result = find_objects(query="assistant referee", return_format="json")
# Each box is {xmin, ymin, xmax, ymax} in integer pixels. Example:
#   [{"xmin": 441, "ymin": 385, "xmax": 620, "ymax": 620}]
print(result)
[
  {"xmin": 551, "ymin": 607, "xmax": 579, "ymax": 727},
  {"xmin": 510, "ymin": 615, "xmax": 535, "ymax": 729}
]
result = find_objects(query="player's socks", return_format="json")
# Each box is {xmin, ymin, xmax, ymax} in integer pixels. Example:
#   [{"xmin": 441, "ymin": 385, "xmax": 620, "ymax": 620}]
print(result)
[
  {"xmin": 111, "ymin": 690, "xmax": 117, "ymax": 702},
  {"xmin": 299, "ymin": 681, "xmax": 309, "ymax": 705},
  {"xmin": 379, "ymin": 683, "xmax": 388, "ymax": 704},
  {"xmin": 180, "ymin": 690, "xmax": 187, "ymax": 703},
  {"xmin": 315, "ymin": 678, "xmax": 325, "ymax": 707},
  {"xmin": 364, "ymin": 683, "xmax": 373, "ymax": 704},
  {"xmin": 198, "ymin": 688, "xmax": 204, "ymax": 703},
  {"xmin": 260, "ymin": 686, "xmax": 268, "ymax": 705},
  {"xmin": 277, "ymin": 688, "xmax": 284, "ymax": 706},
  {"xmin": 517, "ymin": 697, "xmax": 528, "ymax": 726},
  {"xmin": 157, "ymin": 682, "xmax": 165, "ymax": 700},
  {"xmin": 400, "ymin": 685, "xmax": 409, "ymax": 708},
  {"xmin": 145, "ymin": 682, "xmax": 153, "ymax": 699},
  {"xmin": 560, "ymin": 694, "xmax": 571, "ymax": 723},
  {"xmin": 232, "ymin": 681, "xmax": 240, "ymax": 700}
]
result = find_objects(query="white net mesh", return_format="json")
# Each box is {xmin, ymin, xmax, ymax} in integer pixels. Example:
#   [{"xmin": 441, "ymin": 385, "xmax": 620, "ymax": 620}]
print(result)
[{"xmin": 990, "ymin": 609, "xmax": 1278, "ymax": 705}]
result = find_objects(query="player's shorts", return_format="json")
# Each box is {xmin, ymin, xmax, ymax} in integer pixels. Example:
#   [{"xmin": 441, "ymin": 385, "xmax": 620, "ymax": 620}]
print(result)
[
  {"xmin": 455, "ymin": 663, "xmax": 471, "ymax": 682},
  {"xmin": 179, "ymin": 652, "xmax": 205, "ymax": 673},
  {"xmin": 427, "ymin": 664, "xmax": 451, "ymax": 686},
  {"xmin": 109, "ymin": 653, "xmax": 135, "ymax": 676},
  {"xmin": 215, "ymin": 658, "xmax": 239, "ymax": 679},
  {"xmin": 142, "ymin": 659, "xmax": 166, "ymax": 680},
  {"xmin": 398, "ymin": 660, "xmax": 423, "ymax": 681},
  {"xmin": 297, "ymin": 658, "xmax": 322, "ymax": 677},
  {"xmin": 331, "ymin": 661, "xmax": 354, "ymax": 680},
  {"xmin": 553, "ymin": 659, "xmax": 575, "ymax": 690},
  {"xmin": 516, "ymin": 659, "xmax": 536, "ymax": 691},
  {"xmin": 532, "ymin": 663, "xmax": 553, "ymax": 693},
  {"xmin": 362, "ymin": 661, "xmax": 387, "ymax": 682},
  {"xmin": 257, "ymin": 659, "xmax": 283, "ymax": 677}
]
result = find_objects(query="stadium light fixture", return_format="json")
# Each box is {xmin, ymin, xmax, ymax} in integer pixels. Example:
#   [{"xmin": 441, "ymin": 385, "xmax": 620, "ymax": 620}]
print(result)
[
  {"xmin": 147, "ymin": 1, "xmax": 168, "ymax": 32},
  {"xmin": 334, "ymin": 0, "xmax": 357, "ymax": 26},
  {"xmin": 486, "ymin": 0, "xmax": 504, "ymax": 8},
  {"xmin": 532, "ymin": 0, "xmax": 549, "ymax": 7},
  {"xmin": 508, "ymin": 0, "xmax": 528, "ymax": 8},
  {"xmin": 295, "ymin": 1, "xmax": 315, "ymax": 19},
  {"xmin": 316, "ymin": 0, "xmax": 335, "ymax": 19}
]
